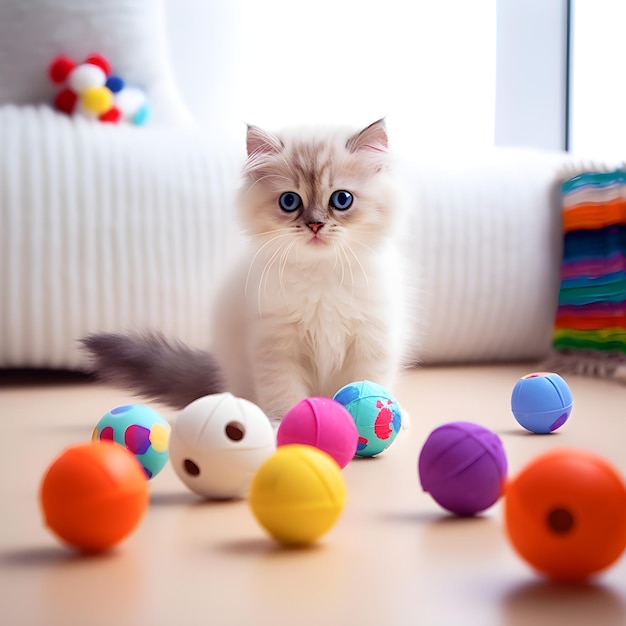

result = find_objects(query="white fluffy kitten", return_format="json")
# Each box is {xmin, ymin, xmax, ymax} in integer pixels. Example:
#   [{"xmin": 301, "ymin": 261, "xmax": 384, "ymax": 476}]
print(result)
[{"xmin": 83, "ymin": 119, "xmax": 410, "ymax": 421}]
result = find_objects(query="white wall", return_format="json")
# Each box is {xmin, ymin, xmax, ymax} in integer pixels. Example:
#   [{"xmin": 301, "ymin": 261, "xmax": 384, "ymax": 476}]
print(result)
[{"xmin": 165, "ymin": 0, "xmax": 496, "ymax": 151}]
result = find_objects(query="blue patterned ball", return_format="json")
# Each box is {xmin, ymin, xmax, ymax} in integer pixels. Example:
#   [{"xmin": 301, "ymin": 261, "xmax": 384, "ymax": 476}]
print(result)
[{"xmin": 333, "ymin": 381, "xmax": 402, "ymax": 457}]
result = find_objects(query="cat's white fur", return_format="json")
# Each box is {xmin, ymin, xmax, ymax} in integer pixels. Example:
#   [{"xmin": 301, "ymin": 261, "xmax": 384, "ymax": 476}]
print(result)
[{"xmin": 210, "ymin": 120, "xmax": 410, "ymax": 421}]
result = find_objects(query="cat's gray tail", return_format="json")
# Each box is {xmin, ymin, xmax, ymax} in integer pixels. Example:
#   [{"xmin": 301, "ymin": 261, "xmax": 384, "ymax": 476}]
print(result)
[{"xmin": 80, "ymin": 332, "xmax": 227, "ymax": 409}]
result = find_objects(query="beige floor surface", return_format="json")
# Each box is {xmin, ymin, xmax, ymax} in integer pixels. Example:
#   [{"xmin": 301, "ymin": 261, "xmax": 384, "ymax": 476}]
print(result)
[{"xmin": 0, "ymin": 364, "xmax": 625, "ymax": 626}]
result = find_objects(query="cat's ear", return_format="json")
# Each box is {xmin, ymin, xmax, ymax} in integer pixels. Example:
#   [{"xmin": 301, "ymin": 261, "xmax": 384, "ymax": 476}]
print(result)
[
  {"xmin": 246, "ymin": 125, "xmax": 283, "ymax": 157},
  {"xmin": 346, "ymin": 118, "xmax": 388, "ymax": 154}
]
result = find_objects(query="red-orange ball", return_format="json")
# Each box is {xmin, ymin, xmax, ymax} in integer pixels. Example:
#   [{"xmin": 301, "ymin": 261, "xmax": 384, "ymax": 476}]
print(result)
[
  {"xmin": 39, "ymin": 441, "xmax": 149, "ymax": 553},
  {"xmin": 504, "ymin": 448, "xmax": 626, "ymax": 581}
]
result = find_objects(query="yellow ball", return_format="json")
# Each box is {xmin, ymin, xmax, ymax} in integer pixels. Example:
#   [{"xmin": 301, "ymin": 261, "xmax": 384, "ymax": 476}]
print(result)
[
  {"xmin": 249, "ymin": 444, "xmax": 347, "ymax": 546},
  {"xmin": 81, "ymin": 86, "xmax": 113, "ymax": 115}
]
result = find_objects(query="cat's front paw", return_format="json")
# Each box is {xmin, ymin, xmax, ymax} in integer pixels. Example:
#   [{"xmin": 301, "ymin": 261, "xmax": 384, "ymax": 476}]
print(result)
[
  {"xmin": 261, "ymin": 402, "xmax": 297, "ymax": 427},
  {"xmin": 266, "ymin": 412, "xmax": 285, "ymax": 427},
  {"xmin": 257, "ymin": 390, "xmax": 309, "ymax": 427}
]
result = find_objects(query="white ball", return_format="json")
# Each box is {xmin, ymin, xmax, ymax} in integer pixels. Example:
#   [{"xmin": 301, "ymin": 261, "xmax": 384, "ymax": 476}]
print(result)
[
  {"xmin": 67, "ymin": 64, "xmax": 106, "ymax": 93},
  {"xmin": 169, "ymin": 393, "xmax": 276, "ymax": 500},
  {"xmin": 115, "ymin": 86, "xmax": 146, "ymax": 120}
]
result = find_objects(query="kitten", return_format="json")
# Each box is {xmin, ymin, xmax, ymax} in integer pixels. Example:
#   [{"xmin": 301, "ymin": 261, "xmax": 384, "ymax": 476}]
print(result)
[{"xmin": 82, "ymin": 119, "xmax": 410, "ymax": 421}]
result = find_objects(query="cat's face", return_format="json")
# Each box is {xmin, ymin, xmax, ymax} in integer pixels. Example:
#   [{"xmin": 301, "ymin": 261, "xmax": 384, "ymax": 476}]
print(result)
[{"xmin": 239, "ymin": 120, "xmax": 397, "ymax": 261}]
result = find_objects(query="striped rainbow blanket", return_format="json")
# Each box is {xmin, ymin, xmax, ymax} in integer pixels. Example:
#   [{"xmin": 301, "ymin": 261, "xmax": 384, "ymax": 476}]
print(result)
[{"xmin": 550, "ymin": 170, "xmax": 626, "ymax": 377}]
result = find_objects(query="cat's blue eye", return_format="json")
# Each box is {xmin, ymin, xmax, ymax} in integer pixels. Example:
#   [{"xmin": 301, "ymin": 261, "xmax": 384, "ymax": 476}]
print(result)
[
  {"xmin": 330, "ymin": 190, "xmax": 353, "ymax": 211},
  {"xmin": 279, "ymin": 192, "xmax": 302, "ymax": 212}
]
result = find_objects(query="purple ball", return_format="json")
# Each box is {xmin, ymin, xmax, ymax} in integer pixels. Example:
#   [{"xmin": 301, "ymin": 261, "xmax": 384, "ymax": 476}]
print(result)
[{"xmin": 418, "ymin": 421, "xmax": 508, "ymax": 516}]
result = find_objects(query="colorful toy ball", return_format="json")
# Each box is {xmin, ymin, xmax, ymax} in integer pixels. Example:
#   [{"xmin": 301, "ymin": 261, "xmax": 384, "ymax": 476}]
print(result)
[
  {"xmin": 168, "ymin": 393, "xmax": 276, "ymax": 500},
  {"xmin": 418, "ymin": 421, "xmax": 508, "ymax": 516},
  {"xmin": 47, "ymin": 53, "xmax": 148, "ymax": 125},
  {"xmin": 277, "ymin": 397, "xmax": 358, "ymax": 468},
  {"xmin": 249, "ymin": 444, "xmax": 347, "ymax": 546},
  {"xmin": 83, "ymin": 52, "xmax": 111, "ymax": 76},
  {"xmin": 48, "ymin": 55, "xmax": 75, "ymax": 84},
  {"xmin": 511, "ymin": 372, "xmax": 573, "ymax": 433},
  {"xmin": 93, "ymin": 404, "xmax": 170, "ymax": 479},
  {"xmin": 67, "ymin": 63, "xmax": 107, "ymax": 93},
  {"xmin": 81, "ymin": 86, "xmax": 114, "ymax": 115},
  {"xmin": 115, "ymin": 86, "xmax": 149, "ymax": 124},
  {"xmin": 504, "ymin": 448, "xmax": 626, "ymax": 581},
  {"xmin": 39, "ymin": 441, "xmax": 149, "ymax": 553},
  {"xmin": 333, "ymin": 380, "xmax": 402, "ymax": 457}
]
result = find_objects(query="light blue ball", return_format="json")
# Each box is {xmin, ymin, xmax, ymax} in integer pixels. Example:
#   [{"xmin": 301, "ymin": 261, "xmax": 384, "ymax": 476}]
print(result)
[
  {"xmin": 511, "ymin": 372, "xmax": 573, "ymax": 434},
  {"xmin": 133, "ymin": 104, "xmax": 150, "ymax": 126},
  {"xmin": 333, "ymin": 380, "xmax": 402, "ymax": 457}
]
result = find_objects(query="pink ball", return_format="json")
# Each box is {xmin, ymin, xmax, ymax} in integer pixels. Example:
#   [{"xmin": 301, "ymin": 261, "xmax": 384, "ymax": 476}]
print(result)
[{"xmin": 276, "ymin": 397, "xmax": 358, "ymax": 468}]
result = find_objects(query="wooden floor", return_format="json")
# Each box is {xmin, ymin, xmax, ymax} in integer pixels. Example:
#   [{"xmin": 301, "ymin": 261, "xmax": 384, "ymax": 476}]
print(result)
[{"xmin": 1, "ymin": 365, "xmax": 625, "ymax": 626}]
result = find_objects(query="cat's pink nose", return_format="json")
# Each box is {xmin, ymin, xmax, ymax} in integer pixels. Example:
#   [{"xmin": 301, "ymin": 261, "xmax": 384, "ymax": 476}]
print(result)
[{"xmin": 307, "ymin": 222, "xmax": 324, "ymax": 234}]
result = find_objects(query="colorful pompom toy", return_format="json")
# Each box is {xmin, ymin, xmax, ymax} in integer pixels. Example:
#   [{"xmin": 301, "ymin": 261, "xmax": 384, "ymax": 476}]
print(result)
[{"xmin": 48, "ymin": 53, "xmax": 149, "ymax": 125}]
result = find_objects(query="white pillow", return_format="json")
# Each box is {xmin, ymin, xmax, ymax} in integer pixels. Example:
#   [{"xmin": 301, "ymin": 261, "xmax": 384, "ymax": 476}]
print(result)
[{"xmin": 0, "ymin": 0, "xmax": 193, "ymax": 127}]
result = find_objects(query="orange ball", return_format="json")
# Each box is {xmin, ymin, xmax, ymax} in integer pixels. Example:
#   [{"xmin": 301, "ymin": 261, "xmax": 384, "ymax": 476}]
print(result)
[
  {"xmin": 505, "ymin": 448, "xmax": 626, "ymax": 581},
  {"xmin": 40, "ymin": 441, "xmax": 149, "ymax": 552}
]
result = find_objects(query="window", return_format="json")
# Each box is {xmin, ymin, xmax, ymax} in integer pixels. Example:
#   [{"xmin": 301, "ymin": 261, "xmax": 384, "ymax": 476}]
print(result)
[{"xmin": 568, "ymin": 0, "xmax": 626, "ymax": 159}]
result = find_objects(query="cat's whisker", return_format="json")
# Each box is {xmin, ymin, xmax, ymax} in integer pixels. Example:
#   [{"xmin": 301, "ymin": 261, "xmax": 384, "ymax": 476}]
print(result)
[
  {"xmin": 338, "ymin": 243, "xmax": 356, "ymax": 308},
  {"xmin": 258, "ymin": 239, "xmax": 289, "ymax": 318},
  {"xmin": 342, "ymin": 241, "xmax": 371, "ymax": 299},
  {"xmin": 250, "ymin": 227, "xmax": 294, "ymax": 238},
  {"xmin": 278, "ymin": 239, "xmax": 297, "ymax": 300},
  {"xmin": 343, "ymin": 232, "xmax": 379, "ymax": 256},
  {"xmin": 245, "ymin": 233, "xmax": 292, "ymax": 297},
  {"xmin": 332, "ymin": 241, "xmax": 346, "ymax": 289}
]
